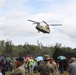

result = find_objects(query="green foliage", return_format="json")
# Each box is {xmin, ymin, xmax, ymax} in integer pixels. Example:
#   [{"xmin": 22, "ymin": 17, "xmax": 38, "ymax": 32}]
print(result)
[
  {"xmin": 3, "ymin": 40, "xmax": 13, "ymax": 57},
  {"xmin": 0, "ymin": 40, "xmax": 76, "ymax": 58}
]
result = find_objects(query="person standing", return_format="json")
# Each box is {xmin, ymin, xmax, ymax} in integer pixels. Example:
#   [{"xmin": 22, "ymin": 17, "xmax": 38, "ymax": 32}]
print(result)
[
  {"xmin": 10, "ymin": 57, "xmax": 16, "ymax": 71},
  {"xmin": 67, "ymin": 57, "xmax": 76, "ymax": 75},
  {"xmin": 28, "ymin": 57, "xmax": 34, "ymax": 75},
  {"xmin": 50, "ymin": 59, "xmax": 59, "ymax": 75},
  {"xmin": 0, "ymin": 62, "xmax": 2, "ymax": 75},
  {"xmin": 11, "ymin": 57, "xmax": 25, "ymax": 75},
  {"xmin": 59, "ymin": 60, "xmax": 64, "ymax": 74},
  {"xmin": 38, "ymin": 54, "xmax": 54, "ymax": 75},
  {"xmin": 2, "ymin": 59, "xmax": 6, "ymax": 75}
]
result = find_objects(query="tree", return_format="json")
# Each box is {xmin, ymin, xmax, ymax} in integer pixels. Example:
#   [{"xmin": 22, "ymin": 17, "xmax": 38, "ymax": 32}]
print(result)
[{"xmin": 3, "ymin": 40, "xmax": 13, "ymax": 57}]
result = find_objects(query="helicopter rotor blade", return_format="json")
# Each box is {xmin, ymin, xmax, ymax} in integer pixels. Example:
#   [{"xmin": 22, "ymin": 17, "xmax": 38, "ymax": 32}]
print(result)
[
  {"xmin": 50, "ymin": 24, "xmax": 62, "ymax": 26},
  {"xmin": 43, "ymin": 21, "xmax": 49, "ymax": 26},
  {"xmin": 28, "ymin": 19, "xmax": 37, "ymax": 23},
  {"xmin": 28, "ymin": 19, "xmax": 40, "ymax": 24}
]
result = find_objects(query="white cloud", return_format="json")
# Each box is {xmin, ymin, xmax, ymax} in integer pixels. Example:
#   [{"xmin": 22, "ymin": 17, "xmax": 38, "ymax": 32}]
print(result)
[
  {"xmin": 37, "ymin": 0, "xmax": 55, "ymax": 2},
  {"xmin": 0, "ymin": 0, "xmax": 76, "ymax": 48},
  {"xmin": 0, "ymin": 0, "xmax": 5, "ymax": 7}
]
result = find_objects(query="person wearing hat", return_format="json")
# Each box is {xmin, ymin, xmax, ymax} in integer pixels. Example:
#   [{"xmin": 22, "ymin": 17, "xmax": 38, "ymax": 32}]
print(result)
[
  {"xmin": 67, "ymin": 57, "xmax": 76, "ymax": 75},
  {"xmin": 38, "ymin": 54, "xmax": 54, "ymax": 75},
  {"xmin": 11, "ymin": 57, "xmax": 25, "ymax": 75}
]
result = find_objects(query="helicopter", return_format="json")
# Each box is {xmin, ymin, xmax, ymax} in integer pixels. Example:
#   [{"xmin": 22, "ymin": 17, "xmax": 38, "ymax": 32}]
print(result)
[{"xmin": 28, "ymin": 19, "xmax": 62, "ymax": 34}]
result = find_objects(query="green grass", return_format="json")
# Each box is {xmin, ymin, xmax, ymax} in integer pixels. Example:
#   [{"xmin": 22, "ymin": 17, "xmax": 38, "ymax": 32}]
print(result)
[
  {"xmin": 59, "ymin": 71, "xmax": 69, "ymax": 75},
  {"xmin": 6, "ymin": 71, "xmax": 69, "ymax": 75}
]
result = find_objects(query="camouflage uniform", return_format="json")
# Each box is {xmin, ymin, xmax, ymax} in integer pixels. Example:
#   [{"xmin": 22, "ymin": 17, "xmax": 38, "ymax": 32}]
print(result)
[
  {"xmin": 11, "ymin": 58, "xmax": 16, "ymax": 71},
  {"xmin": 38, "ymin": 62, "xmax": 53, "ymax": 75},
  {"xmin": 11, "ymin": 65, "xmax": 25, "ymax": 75},
  {"xmin": 11, "ymin": 57, "xmax": 25, "ymax": 75},
  {"xmin": 38, "ymin": 54, "xmax": 54, "ymax": 75}
]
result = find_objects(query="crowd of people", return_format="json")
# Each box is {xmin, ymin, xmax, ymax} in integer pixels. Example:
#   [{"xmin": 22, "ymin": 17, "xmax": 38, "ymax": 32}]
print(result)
[{"xmin": 0, "ymin": 55, "xmax": 76, "ymax": 75}]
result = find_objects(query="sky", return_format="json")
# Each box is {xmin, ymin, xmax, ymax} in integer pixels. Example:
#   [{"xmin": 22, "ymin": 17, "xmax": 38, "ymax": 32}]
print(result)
[{"xmin": 0, "ymin": 0, "xmax": 76, "ymax": 48}]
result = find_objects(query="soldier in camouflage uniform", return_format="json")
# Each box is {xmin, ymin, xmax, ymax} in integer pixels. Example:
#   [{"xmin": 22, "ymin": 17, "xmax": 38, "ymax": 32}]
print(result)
[
  {"xmin": 38, "ymin": 54, "xmax": 54, "ymax": 75},
  {"xmin": 11, "ymin": 57, "xmax": 25, "ymax": 75},
  {"xmin": 10, "ymin": 57, "xmax": 16, "ymax": 71}
]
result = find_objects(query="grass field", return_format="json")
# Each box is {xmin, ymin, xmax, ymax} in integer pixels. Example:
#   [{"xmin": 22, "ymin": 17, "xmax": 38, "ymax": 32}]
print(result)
[{"xmin": 6, "ymin": 71, "xmax": 69, "ymax": 75}]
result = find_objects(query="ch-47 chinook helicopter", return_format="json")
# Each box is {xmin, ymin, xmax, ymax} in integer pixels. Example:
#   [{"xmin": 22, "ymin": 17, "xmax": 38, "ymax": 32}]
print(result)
[{"xmin": 28, "ymin": 19, "xmax": 62, "ymax": 34}]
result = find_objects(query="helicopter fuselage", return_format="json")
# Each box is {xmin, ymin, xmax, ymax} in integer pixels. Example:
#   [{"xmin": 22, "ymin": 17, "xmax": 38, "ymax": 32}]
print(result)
[{"xmin": 36, "ymin": 24, "xmax": 50, "ymax": 33}]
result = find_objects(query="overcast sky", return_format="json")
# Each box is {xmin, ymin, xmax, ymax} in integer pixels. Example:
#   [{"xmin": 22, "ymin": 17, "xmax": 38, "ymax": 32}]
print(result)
[{"xmin": 0, "ymin": 0, "xmax": 76, "ymax": 48}]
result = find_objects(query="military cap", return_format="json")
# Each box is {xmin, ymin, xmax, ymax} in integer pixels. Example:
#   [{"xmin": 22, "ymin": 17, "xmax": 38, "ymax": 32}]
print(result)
[{"xmin": 43, "ymin": 54, "xmax": 51, "ymax": 60}]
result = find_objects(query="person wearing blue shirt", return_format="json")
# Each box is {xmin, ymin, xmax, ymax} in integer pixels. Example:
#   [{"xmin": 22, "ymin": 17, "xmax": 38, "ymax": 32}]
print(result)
[{"xmin": 2, "ymin": 60, "xmax": 6, "ymax": 75}]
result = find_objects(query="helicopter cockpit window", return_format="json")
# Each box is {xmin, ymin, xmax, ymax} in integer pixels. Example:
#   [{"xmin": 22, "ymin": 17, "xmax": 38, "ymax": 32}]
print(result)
[{"xmin": 46, "ymin": 25, "xmax": 49, "ymax": 29}]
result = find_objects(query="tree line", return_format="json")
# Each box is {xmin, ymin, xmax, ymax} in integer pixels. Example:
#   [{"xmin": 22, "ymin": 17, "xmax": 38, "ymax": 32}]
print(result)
[{"xmin": 0, "ymin": 40, "xmax": 76, "ymax": 59}]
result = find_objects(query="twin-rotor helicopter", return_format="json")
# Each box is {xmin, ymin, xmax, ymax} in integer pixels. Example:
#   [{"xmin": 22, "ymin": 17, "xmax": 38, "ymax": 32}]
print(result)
[{"xmin": 28, "ymin": 19, "xmax": 62, "ymax": 34}]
